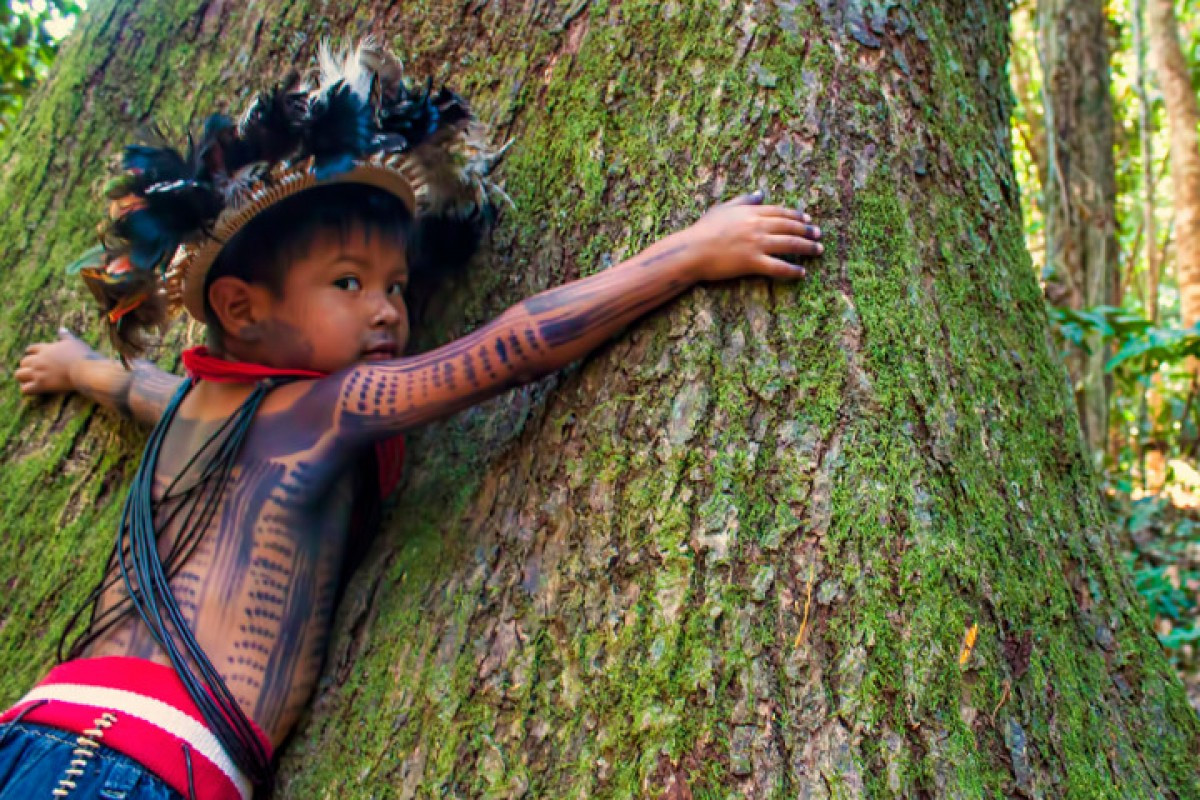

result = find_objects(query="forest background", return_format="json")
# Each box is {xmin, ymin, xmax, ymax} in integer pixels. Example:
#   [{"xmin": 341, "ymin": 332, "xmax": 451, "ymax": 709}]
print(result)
[
  {"xmin": 1008, "ymin": 0, "xmax": 1200, "ymax": 711},
  {"xmin": 3, "ymin": 0, "xmax": 1200, "ymax": 795}
]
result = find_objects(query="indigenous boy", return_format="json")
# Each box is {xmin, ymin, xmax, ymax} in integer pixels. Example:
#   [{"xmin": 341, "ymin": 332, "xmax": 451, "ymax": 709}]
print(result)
[{"xmin": 1, "ymin": 43, "xmax": 822, "ymax": 800}]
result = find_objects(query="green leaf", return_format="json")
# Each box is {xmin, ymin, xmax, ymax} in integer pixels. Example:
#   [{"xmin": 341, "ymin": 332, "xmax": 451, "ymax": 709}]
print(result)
[
  {"xmin": 63, "ymin": 244, "xmax": 105, "ymax": 275},
  {"xmin": 1160, "ymin": 627, "xmax": 1200, "ymax": 650}
]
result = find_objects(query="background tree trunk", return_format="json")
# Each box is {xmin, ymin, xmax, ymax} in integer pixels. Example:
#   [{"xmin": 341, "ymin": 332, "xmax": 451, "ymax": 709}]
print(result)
[
  {"xmin": 1149, "ymin": 0, "xmax": 1200, "ymax": 337},
  {"xmin": 1037, "ymin": 0, "xmax": 1118, "ymax": 462},
  {"xmin": 1134, "ymin": 0, "xmax": 1162, "ymax": 324},
  {"xmin": 0, "ymin": 1, "xmax": 1197, "ymax": 798}
]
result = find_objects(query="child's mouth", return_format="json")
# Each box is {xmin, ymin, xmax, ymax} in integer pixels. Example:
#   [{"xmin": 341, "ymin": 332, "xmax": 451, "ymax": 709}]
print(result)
[{"xmin": 360, "ymin": 343, "xmax": 398, "ymax": 361}]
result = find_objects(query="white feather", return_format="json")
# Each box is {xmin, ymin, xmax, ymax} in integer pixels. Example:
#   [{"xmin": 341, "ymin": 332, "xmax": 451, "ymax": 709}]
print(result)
[{"xmin": 316, "ymin": 39, "xmax": 372, "ymax": 101}]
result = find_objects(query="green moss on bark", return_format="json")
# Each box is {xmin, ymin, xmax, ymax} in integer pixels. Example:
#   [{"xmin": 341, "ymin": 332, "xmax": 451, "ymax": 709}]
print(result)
[{"xmin": 0, "ymin": 1, "xmax": 1195, "ymax": 798}]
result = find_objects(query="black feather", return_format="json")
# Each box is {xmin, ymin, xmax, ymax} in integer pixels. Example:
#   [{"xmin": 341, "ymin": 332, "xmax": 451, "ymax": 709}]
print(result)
[
  {"xmin": 239, "ymin": 70, "xmax": 307, "ymax": 164},
  {"xmin": 113, "ymin": 208, "xmax": 183, "ymax": 273},
  {"xmin": 304, "ymin": 82, "xmax": 371, "ymax": 178},
  {"xmin": 376, "ymin": 79, "xmax": 434, "ymax": 147},
  {"xmin": 429, "ymin": 87, "xmax": 471, "ymax": 129},
  {"xmin": 122, "ymin": 144, "xmax": 190, "ymax": 188},
  {"xmin": 375, "ymin": 80, "xmax": 471, "ymax": 155},
  {"xmin": 194, "ymin": 115, "xmax": 259, "ymax": 180},
  {"xmin": 143, "ymin": 179, "xmax": 223, "ymax": 239}
]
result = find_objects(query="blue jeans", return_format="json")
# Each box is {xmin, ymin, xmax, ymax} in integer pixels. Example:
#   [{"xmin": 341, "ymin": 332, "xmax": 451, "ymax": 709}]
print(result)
[{"xmin": 0, "ymin": 722, "xmax": 182, "ymax": 799}]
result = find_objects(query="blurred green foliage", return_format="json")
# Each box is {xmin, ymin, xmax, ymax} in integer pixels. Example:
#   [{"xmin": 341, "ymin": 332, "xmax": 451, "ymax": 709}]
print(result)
[
  {"xmin": 1012, "ymin": 0, "xmax": 1200, "ymax": 688},
  {"xmin": 1050, "ymin": 303, "xmax": 1200, "ymax": 672},
  {"xmin": 0, "ymin": 0, "xmax": 81, "ymax": 135},
  {"xmin": 1117, "ymin": 491, "xmax": 1200, "ymax": 672}
]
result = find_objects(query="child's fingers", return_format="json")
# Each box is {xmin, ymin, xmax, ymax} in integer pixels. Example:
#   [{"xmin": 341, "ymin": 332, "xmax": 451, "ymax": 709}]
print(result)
[
  {"xmin": 759, "ymin": 255, "xmax": 808, "ymax": 280},
  {"xmin": 763, "ymin": 234, "xmax": 824, "ymax": 257},
  {"xmin": 763, "ymin": 218, "xmax": 822, "ymax": 240},
  {"xmin": 757, "ymin": 205, "xmax": 812, "ymax": 223},
  {"xmin": 25, "ymin": 343, "xmax": 44, "ymax": 355},
  {"xmin": 724, "ymin": 190, "xmax": 766, "ymax": 207}
]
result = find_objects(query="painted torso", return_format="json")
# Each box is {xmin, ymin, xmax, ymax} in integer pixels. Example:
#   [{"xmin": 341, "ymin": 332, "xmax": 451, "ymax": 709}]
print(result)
[{"xmin": 83, "ymin": 379, "xmax": 359, "ymax": 747}]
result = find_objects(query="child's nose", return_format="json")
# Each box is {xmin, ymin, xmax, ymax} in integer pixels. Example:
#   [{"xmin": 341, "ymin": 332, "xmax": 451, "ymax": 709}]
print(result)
[{"xmin": 369, "ymin": 293, "xmax": 401, "ymax": 327}]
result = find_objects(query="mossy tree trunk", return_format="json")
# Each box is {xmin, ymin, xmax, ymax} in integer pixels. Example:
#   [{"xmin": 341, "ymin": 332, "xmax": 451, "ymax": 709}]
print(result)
[
  {"xmin": 1037, "ymin": 0, "xmax": 1118, "ymax": 462},
  {"xmin": 0, "ymin": 1, "xmax": 1197, "ymax": 798}
]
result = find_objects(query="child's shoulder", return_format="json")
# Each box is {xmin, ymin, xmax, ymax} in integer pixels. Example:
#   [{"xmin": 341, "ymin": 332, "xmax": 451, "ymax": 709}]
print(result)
[
  {"xmin": 247, "ymin": 378, "xmax": 346, "ymax": 433},
  {"xmin": 256, "ymin": 375, "xmax": 362, "ymax": 447},
  {"xmin": 178, "ymin": 377, "xmax": 338, "ymax": 433}
]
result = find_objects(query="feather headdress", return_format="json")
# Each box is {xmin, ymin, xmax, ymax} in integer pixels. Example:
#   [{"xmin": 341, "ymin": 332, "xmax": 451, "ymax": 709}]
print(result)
[{"xmin": 76, "ymin": 38, "xmax": 504, "ymax": 358}]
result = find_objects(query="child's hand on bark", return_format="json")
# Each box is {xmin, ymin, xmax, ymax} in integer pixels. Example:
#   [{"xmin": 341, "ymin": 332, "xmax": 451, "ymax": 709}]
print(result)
[
  {"xmin": 675, "ymin": 191, "xmax": 823, "ymax": 283},
  {"xmin": 15, "ymin": 328, "xmax": 95, "ymax": 395}
]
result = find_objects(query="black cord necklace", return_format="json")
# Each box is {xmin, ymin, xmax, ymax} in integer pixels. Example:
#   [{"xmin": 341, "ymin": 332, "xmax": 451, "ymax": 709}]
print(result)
[{"xmin": 61, "ymin": 377, "xmax": 284, "ymax": 797}]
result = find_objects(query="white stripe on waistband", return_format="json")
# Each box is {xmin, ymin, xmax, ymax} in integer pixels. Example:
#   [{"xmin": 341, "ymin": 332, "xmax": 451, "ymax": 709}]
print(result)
[{"xmin": 18, "ymin": 682, "xmax": 251, "ymax": 800}]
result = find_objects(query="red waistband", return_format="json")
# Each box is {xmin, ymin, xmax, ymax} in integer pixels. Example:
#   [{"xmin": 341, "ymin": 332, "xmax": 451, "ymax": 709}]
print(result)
[{"xmin": 0, "ymin": 657, "xmax": 272, "ymax": 800}]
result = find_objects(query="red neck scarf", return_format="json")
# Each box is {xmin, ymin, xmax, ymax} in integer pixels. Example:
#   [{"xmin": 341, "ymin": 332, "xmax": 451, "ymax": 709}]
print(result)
[
  {"xmin": 181, "ymin": 346, "xmax": 325, "ymax": 383},
  {"xmin": 180, "ymin": 346, "xmax": 405, "ymax": 497}
]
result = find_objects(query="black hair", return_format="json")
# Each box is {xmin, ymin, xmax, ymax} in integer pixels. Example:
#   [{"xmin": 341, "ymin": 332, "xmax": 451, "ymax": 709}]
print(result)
[
  {"xmin": 202, "ymin": 182, "xmax": 413, "ymax": 349},
  {"xmin": 200, "ymin": 181, "xmax": 489, "ymax": 350}
]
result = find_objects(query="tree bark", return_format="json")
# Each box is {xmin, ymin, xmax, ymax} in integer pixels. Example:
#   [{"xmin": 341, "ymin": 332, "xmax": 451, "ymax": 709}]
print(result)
[
  {"xmin": 0, "ymin": 2, "xmax": 1197, "ymax": 798},
  {"xmin": 1149, "ymin": 0, "xmax": 1200, "ymax": 336},
  {"xmin": 1135, "ymin": 0, "xmax": 1162, "ymax": 324},
  {"xmin": 1037, "ymin": 0, "xmax": 1118, "ymax": 462}
]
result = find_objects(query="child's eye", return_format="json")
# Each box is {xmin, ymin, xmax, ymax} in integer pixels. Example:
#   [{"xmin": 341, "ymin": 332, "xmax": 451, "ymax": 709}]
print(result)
[
  {"xmin": 334, "ymin": 276, "xmax": 362, "ymax": 291},
  {"xmin": 387, "ymin": 281, "xmax": 407, "ymax": 296}
]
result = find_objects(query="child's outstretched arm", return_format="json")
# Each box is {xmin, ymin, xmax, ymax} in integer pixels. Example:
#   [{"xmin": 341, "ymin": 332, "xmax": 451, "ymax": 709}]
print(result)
[
  {"xmin": 330, "ymin": 193, "xmax": 822, "ymax": 445},
  {"xmin": 15, "ymin": 329, "xmax": 183, "ymax": 427}
]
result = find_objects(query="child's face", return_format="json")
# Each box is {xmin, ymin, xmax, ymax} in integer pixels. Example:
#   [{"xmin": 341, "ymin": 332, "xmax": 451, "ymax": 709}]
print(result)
[{"xmin": 260, "ymin": 226, "xmax": 410, "ymax": 373}]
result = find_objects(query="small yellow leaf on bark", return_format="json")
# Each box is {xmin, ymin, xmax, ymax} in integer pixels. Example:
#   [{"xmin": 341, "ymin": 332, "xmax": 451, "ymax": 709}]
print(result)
[{"xmin": 958, "ymin": 623, "xmax": 979, "ymax": 666}]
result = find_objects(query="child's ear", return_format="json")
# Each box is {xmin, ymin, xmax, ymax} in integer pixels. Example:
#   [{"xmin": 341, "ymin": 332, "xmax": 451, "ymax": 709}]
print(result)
[{"xmin": 208, "ymin": 277, "xmax": 272, "ymax": 343}]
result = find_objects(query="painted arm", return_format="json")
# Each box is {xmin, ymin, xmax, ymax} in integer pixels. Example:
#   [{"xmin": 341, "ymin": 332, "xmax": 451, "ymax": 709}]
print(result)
[
  {"xmin": 16, "ymin": 329, "xmax": 183, "ymax": 427},
  {"xmin": 332, "ymin": 194, "xmax": 823, "ymax": 444}
]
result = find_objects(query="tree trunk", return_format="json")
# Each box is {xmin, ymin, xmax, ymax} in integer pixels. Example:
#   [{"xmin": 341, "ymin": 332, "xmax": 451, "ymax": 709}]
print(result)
[
  {"xmin": 0, "ymin": 2, "xmax": 1197, "ymax": 798},
  {"xmin": 1037, "ymin": 0, "xmax": 1118, "ymax": 462},
  {"xmin": 1134, "ymin": 0, "xmax": 1162, "ymax": 324},
  {"xmin": 1149, "ymin": 0, "xmax": 1200, "ymax": 336}
]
